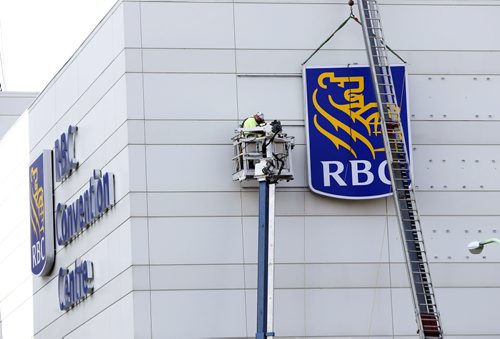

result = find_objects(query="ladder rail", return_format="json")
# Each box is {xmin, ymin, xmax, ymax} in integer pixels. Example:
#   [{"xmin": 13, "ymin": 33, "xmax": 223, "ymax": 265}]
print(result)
[{"xmin": 358, "ymin": 1, "xmax": 442, "ymax": 337}]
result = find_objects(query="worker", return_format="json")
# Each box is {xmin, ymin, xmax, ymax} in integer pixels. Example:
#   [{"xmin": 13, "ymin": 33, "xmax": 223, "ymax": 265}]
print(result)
[{"xmin": 242, "ymin": 112, "xmax": 265, "ymax": 129}]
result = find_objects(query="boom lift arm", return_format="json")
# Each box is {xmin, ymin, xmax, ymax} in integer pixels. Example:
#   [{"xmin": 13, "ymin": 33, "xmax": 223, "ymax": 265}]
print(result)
[{"xmin": 232, "ymin": 121, "xmax": 295, "ymax": 339}]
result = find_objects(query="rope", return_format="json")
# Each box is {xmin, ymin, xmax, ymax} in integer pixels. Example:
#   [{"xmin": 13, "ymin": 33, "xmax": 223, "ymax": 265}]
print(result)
[
  {"xmin": 302, "ymin": 3, "xmax": 407, "ymax": 66},
  {"xmin": 385, "ymin": 42, "xmax": 407, "ymax": 65},
  {"xmin": 349, "ymin": 13, "xmax": 407, "ymax": 64},
  {"xmin": 302, "ymin": 10, "xmax": 357, "ymax": 66}
]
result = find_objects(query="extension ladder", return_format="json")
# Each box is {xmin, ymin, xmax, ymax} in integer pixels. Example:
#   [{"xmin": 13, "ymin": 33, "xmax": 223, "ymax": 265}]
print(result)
[{"xmin": 357, "ymin": 1, "xmax": 443, "ymax": 338}]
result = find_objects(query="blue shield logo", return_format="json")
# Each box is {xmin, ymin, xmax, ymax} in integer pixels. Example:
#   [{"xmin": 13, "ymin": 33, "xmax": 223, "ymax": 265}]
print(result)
[
  {"xmin": 30, "ymin": 150, "xmax": 55, "ymax": 276},
  {"xmin": 304, "ymin": 65, "xmax": 410, "ymax": 199}
]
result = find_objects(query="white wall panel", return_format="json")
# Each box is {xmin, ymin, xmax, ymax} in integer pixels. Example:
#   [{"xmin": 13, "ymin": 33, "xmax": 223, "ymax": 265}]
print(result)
[
  {"xmin": 140, "ymin": 2, "xmax": 235, "ymax": 48},
  {"xmin": 305, "ymin": 191, "xmax": 392, "ymax": 216},
  {"xmin": 28, "ymin": 87, "xmax": 57, "ymax": 148},
  {"xmin": 242, "ymin": 216, "xmax": 257, "ymax": 263},
  {"xmin": 432, "ymin": 263, "xmax": 500, "ymax": 287},
  {"xmin": 127, "ymin": 120, "xmax": 145, "ymax": 144},
  {"xmin": 305, "ymin": 263, "xmax": 409, "ymax": 288},
  {"xmin": 128, "ymin": 192, "xmax": 148, "ymax": 218},
  {"xmin": 128, "ymin": 144, "xmax": 147, "ymax": 192},
  {"xmin": 130, "ymin": 218, "xmax": 150, "ymax": 266},
  {"xmin": 124, "ymin": 48, "xmax": 142, "ymax": 73},
  {"xmin": 274, "ymin": 264, "xmax": 305, "ymax": 288},
  {"xmin": 412, "ymin": 121, "xmax": 500, "ymax": 144},
  {"xmin": 146, "ymin": 145, "xmax": 236, "ymax": 191},
  {"xmin": 54, "ymin": 61, "xmax": 79, "ymax": 119},
  {"xmin": 234, "ymin": 3, "xmax": 364, "ymax": 50},
  {"xmin": 244, "ymin": 290, "xmax": 257, "ymax": 337},
  {"xmin": 237, "ymin": 76, "xmax": 304, "ymax": 121},
  {"xmin": 416, "ymin": 191, "xmax": 500, "ymax": 216},
  {"xmin": 69, "ymin": 75, "xmax": 127, "ymax": 163},
  {"xmin": 236, "ymin": 50, "xmax": 500, "ymax": 75},
  {"xmin": 33, "ymin": 267, "xmax": 137, "ymax": 337},
  {"xmin": 387, "ymin": 217, "xmax": 409, "ymax": 263},
  {"xmin": 143, "ymin": 74, "xmax": 237, "ymax": 120},
  {"xmin": 409, "ymin": 75, "xmax": 498, "ymax": 120},
  {"xmin": 284, "ymin": 125, "xmax": 306, "ymax": 145},
  {"xmin": 148, "ymin": 192, "xmax": 242, "ymax": 217},
  {"xmin": 131, "ymin": 291, "xmax": 152, "ymax": 339},
  {"xmin": 123, "ymin": 2, "xmax": 141, "ymax": 48},
  {"xmin": 412, "ymin": 145, "xmax": 500, "ymax": 190},
  {"xmin": 29, "ymin": 50, "xmax": 127, "ymax": 150},
  {"xmin": 419, "ymin": 215, "xmax": 500, "ymax": 263},
  {"xmin": 305, "ymin": 216, "xmax": 390, "ymax": 263},
  {"xmin": 148, "ymin": 217, "xmax": 244, "ymax": 265},
  {"xmin": 76, "ymin": 5, "xmax": 123, "ymax": 94},
  {"xmin": 145, "ymin": 120, "xmax": 237, "ymax": 145},
  {"xmin": 274, "ymin": 289, "xmax": 305, "ymax": 337},
  {"xmin": 280, "ymin": 144, "xmax": 307, "ymax": 188},
  {"xmin": 275, "ymin": 216, "xmax": 306, "ymax": 263},
  {"xmin": 63, "ymin": 293, "xmax": 134, "ymax": 339},
  {"xmin": 235, "ymin": 3, "xmax": 500, "ymax": 51},
  {"xmin": 142, "ymin": 49, "xmax": 236, "ymax": 74},
  {"xmin": 437, "ymin": 288, "xmax": 500, "ymax": 335},
  {"xmin": 305, "ymin": 288, "xmax": 412, "ymax": 336},
  {"xmin": 390, "ymin": 288, "xmax": 422, "ymax": 335},
  {"xmin": 382, "ymin": 5, "xmax": 500, "ymax": 51},
  {"xmin": 241, "ymin": 190, "xmax": 308, "ymax": 217},
  {"xmin": 125, "ymin": 73, "xmax": 144, "ymax": 119},
  {"xmin": 150, "ymin": 265, "xmax": 244, "ymax": 290},
  {"xmin": 151, "ymin": 290, "xmax": 247, "ymax": 339}
]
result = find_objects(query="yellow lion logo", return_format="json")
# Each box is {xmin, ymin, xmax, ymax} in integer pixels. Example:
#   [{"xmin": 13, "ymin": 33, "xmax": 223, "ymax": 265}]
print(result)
[{"xmin": 313, "ymin": 72, "xmax": 400, "ymax": 159}]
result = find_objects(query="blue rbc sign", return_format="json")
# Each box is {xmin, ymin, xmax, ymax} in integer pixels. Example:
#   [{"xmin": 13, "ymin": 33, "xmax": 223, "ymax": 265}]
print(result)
[
  {"xmin": 303, "ymin": 65, "xmax": 410, "ymax": 199},
  {"xmin": 30, "ymin": 150, "xmax": 55, "ymax": 276}
]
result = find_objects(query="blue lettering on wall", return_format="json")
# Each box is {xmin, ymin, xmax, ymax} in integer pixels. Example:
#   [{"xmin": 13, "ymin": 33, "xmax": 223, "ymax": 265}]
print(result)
[
  {"xmin": 55, "ymin": 125, "xmax": 78, "ymax": 182},
  {"xmin": 56, "ymin": 170, "xmax": 115, "ymax": 246},
  {"xmin": 58, "ymin": 259, "xmax": 94, "ymax": 311}
]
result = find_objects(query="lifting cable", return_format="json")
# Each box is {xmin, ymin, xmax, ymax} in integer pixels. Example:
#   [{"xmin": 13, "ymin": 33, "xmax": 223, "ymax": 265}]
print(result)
[{"xmin": 302, "ymin": 1, "xmax": 407, "ymax": 66}]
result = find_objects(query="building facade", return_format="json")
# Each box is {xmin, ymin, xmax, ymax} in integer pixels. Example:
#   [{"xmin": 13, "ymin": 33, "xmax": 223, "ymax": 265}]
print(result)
[{"xmin": 0, "ymin": 0, "xmax": 500, "ymax": 338}]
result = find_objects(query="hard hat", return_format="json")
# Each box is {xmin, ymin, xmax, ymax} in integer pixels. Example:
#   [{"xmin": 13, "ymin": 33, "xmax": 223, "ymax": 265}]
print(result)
[{"xmin": 256, "ymin": 112, "xmax": 265, "ymax": 120}]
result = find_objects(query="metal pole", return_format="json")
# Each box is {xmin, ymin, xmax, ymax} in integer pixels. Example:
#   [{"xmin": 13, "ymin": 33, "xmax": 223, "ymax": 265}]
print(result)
[
  {"xmin": 256, "ymin": 179, "xmax": 269, "ymax": 339},
  {"xmin": 266, "ymin": 183, "xmax": 276, "ymax": 336}
]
